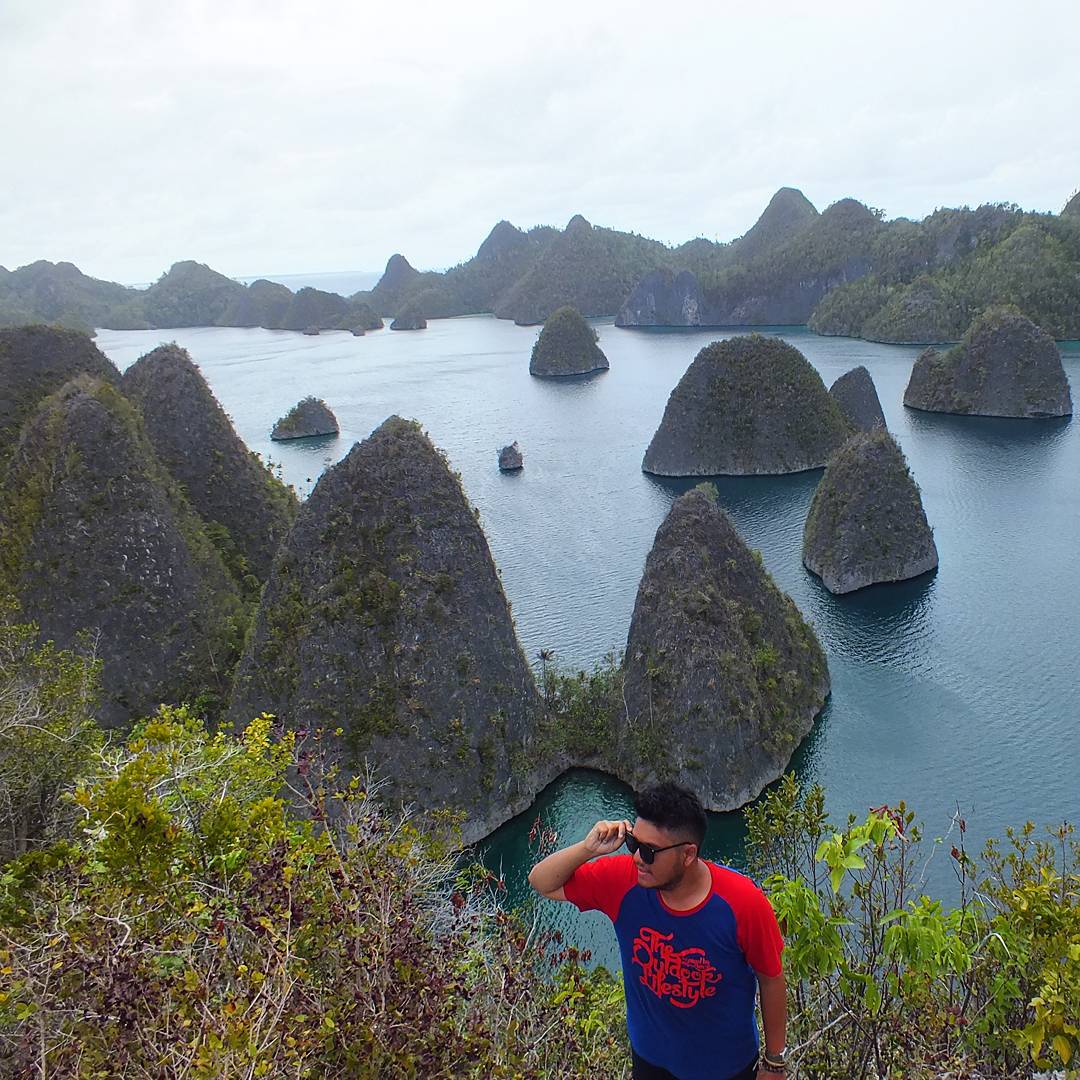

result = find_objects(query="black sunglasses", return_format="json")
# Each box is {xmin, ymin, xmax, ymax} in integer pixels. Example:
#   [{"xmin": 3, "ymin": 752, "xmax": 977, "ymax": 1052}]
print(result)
[{"xmin": 624, "ymin": 831, "xmax": 693, "ymax": 865}]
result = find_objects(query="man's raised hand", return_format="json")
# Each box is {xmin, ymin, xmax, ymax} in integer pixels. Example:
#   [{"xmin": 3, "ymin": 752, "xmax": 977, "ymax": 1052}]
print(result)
[{"xmin": 583, "ymin": 819, "xmax": 629, "ymax": 856}]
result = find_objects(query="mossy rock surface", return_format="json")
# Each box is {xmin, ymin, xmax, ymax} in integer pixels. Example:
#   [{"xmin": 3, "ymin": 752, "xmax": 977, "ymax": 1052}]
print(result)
[
  {"xmin": 0, "ymin": 325, "xmax": 120, "ymax": 468},
  {"xmin": 121, "ymin": 345, "xmax": 297, "ymax": 586},
  {"xmin": 828, "ymin": 366, "xmax": 886, "ymax": 431},
  {"xmin": 904, "ymin": 307, "xmax": 1072, "ymax": 417},
  {"xmin": 529, "ymin": 306, "xmax": 608, "ymax": 376},
  {"xmin": 0, "ymin": 375, "xmax": 244, "ymax": 727},
  {"xmin": 643, "ymin": 334, "xmax": 852, "ymax": 475},
  {"xmin": 620, "ymin": 486, "xmax": 829, "ymax": 809},
  {"xmin": 271, "ymin": 397, "xmax": 339, "ymax": 440},
  {"xmin": 228, "ymin": 416, "xmax": 540, "ymax": 842},
  {"xmin": 803, "ymin": 430, "xmax": 938, "ymax": 594}
]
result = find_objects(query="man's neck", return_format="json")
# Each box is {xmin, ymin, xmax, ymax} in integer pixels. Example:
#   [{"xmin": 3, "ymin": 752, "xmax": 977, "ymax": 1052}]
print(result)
[{"xmin": 658, "ymin": 858, "xmax": 712, "ymax": 910}]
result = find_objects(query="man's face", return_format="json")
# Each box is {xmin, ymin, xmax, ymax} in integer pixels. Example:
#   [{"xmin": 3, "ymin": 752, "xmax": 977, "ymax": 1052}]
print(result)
[{"xmin": 630, "ymin": 817, "xmax": 697, "ymax": 891}]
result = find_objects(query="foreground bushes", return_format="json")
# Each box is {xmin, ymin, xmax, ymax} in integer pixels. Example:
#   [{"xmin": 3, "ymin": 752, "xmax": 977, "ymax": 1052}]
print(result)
[
  {"xmin": 0, "ymin": 709, "xmax": 627, "ymax": 1078},
  {"xmin": 747, "ymin": 776, "xmax": 1079, "ymax": 1077}
]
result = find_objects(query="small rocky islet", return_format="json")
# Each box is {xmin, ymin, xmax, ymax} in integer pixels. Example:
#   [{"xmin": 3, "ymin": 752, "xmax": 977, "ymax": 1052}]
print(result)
[
  {"xmin": 643, "ymin": 334, "xmax": 852, "ymax": 476},
  {"xmin": 904, "ymin": 307, "xmax": 1072, "ymax": 418},
  {"xmin": 498, "ymin": 442, "xmax": 523, "ymax": 471},
  {"xmin": 271, "ymin": 396, "xmax": 339, "ymax": 440},
  {"xmin": 803, "ymin": 429, "xmax": 938, "ymax": 595},
  {"xmin": 529, "ymin": 305, "xmax": 608, "ymax": 376}
]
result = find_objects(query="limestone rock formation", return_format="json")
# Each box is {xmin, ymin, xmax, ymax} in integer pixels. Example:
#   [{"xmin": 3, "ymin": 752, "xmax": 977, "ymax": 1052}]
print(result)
[
  {"xmin": 904, "ymin": 308, "xmax": 1072, "ymax": 417},
  {"xmin": 350, "ymin": 327, "xmax": 366, "ymax": 337},
  {"xmin": 1063, "ymin": 189, "xmax": 1080, "ymax": 216},
  {"xmin": 643, "ymin": 335, "xmax": 852, "ymax": 476},
  {"xmin": 616, "ymin": 269, "xmax": 703, "ymax": 328},
  {"xmin": 803, "ymin": 430, "xmax": 938, "ymax": 594},
  {"xmin": 620, "ymin": 485, "xmax": 829, "ymax": 809},
  {"xmin": 390, "ymin": 304, "xmax": 427, "ymax": 331},
  {"xmin": 271, "ymin": 397, "xmax": 339, "ymax": 440},
  {"xmin": 228, "ymin": 416, "xmax": 540, "ymax": 842},
  {"xmin": 341, "ymin": 302, "xmax": 383, "ymax": 333},
  {"xmin": 121, "ymin": 345, "xmax": 297, "ymax": 585},
  {"xmin": 140, "ymin": 261, "xmax": 245, "ymax": 328},
  {"xmin": 730, "ymin": 186, "xmax": 819, "ymax": 262},
  {"xmin": 529, "ymin": 306, "xmax": 609, "ymax": 376},
  {"xmin": 829, "ymin": 366, "xmax": 886, "ymax": 431},
  {"xmin": 498, "ymin": 442, "xmax": 523, "ymax": 471},
  {"xmin": 0, "ymin": 376, "xmax": 243, "ymax": 727},
  {"xmin": 219, "ymin": 278, "xmax": 293, "ymax": 328},
  {"xmin": 370, "ymin": 254, "xmax": 421, "ymax": 315},
  {"xmin": 302, "ymin": 326, "xmax": 319, "ymax": 336},
  {"xmin": 0, "ymin": 325, "xmax": 120, "ymax": 467}
]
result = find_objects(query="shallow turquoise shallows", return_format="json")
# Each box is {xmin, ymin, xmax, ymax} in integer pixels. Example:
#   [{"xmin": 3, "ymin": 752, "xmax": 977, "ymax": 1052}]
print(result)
[{"xmin": 96, "ymin": 318, "xmax": 1080, "ymax": 972}]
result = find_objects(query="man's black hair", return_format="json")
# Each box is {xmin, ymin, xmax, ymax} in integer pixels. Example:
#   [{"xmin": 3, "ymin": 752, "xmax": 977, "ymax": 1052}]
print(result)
[{"xmin": 634, "ymin": 782, "xmax": 707, "ymax": 851}]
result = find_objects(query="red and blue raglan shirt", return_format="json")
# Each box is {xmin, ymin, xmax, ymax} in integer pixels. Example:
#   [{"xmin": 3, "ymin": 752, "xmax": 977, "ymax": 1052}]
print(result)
[{"xmin": 564, "ymin": 855, "xmax": 783, "ymax": 1080}]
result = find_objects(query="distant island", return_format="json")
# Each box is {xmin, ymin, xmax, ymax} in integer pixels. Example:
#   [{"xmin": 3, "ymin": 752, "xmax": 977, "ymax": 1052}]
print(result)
[{"xmin": 3, "ymin": 185, "xmax": 1079, "ymax": 342}]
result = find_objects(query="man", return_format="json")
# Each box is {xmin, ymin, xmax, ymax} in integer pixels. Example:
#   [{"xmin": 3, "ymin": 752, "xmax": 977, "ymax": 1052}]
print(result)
[{"xmin": 528, "ymin": 782, "xmax": 787, "ymax": 1080}]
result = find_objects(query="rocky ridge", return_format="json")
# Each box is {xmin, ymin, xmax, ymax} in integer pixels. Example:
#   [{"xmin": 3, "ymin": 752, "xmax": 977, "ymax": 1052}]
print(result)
[
  {"xmin": 643, "ymin": 334, "xmax": 852, "ymax": 475},
  {"xmin": 904, "ymin": 308, "xmax": 1072, "ymax": 417},
  {"xmin": 619, "ymin": 485, "xmax": 830, "ymax": 809},
  {"xmin": 121, "ymin": 345, "xmax": 297, "ymax": 585},
  {"xmin": 227, "ymin": 417, "xmax": 541, "ymax": 843},
  {"xmin": 803, "ymin": 430, "xmax": 938, "ymax": 594}
]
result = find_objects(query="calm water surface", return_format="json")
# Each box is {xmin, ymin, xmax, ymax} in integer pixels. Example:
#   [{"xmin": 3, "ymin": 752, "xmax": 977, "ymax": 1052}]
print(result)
[{"xmin": 96, "ymin": 319, "xmax": 1080, "ymax": 970}]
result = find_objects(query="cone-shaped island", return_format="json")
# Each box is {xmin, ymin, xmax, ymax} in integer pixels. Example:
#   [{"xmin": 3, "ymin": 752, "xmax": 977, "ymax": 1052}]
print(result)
[
  {"xmin": 829, "ymin": 365, "xmax": 886, "ymax": 431},
  {"xmin": 904, "ymin": 308, "xmax": 1072, "ymax": 418},
  {"xmin": 803, "ymin": 430, "xmax": 938, "ymax": 595},
  {"xmin": 529, "ymin": 306, "xmax": 609, "ymax": 376},
  {"xmin": 271, "ymin": 396, "xmax": 339, "ymax": 440},
  {"xmin": 228, "ymin": 416, "xmax": 540, "ymax": 842},
  {"xmin": 643, "ymin": 335, "xmax": 851, "ymax": 475},
  {"xmin": 0, "ymin": 376, "xmax": 243, "ymax": 726},
  {"xmin": 619, "ymin": 485, "xmax": 830, "ymax": 809},
  {"xmin": 122, "ymin": 345, "xmax": 297, "ymax": 585}
]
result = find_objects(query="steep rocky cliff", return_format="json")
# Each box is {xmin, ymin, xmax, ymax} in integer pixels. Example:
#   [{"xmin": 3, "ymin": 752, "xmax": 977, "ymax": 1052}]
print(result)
[
  {"xmin": 228, "ymin": 417, "xmax": 540, "ymax": 842},
  {"xmin": 620, "ymin": 485, "xmax": 829, "ymax": 809},
  {"xmin": 616, "ymin": 269, "xmax": 704, "ymax": 328},
  {"xmin": 643, "ymin": 335, "xmax": 852, "ymax": 475},
  {"xmin": 390, "ymin": 303, "xmax": 427, "ymax": 330},
  {"xmin": 828, "ymin": 366, "xmax": 886, "ymax": 431},
  {"xmin": 529, "ymin": 306, "xmax": 609, "ymax": 376},
  {"xmin": 803, "ymin": 430, "xmax": 938, "ymax": 594},
  {"xmin": 121, "ymin": 345, "xmax": 297, "ymax": 586},
  {"xmin": 904, "ymin": 308, "xmax": 1072, "ymax": 417},
  {"xmin": 0, "ymin": 376, "xmax": 244, "ymax": 727},
  {"xmin": 0, "ymin": 325, "xmax": 120, "ymax": 467}
]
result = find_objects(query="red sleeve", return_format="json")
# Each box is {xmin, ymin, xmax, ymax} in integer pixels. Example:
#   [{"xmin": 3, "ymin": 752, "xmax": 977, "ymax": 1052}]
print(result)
[
  {"xmin": 715, "ymin": 866, "xmax": 785, "ymax": 977},
  {"xmin": 562, "ymin": 854, "xmax": 637, "ymax": 922}
]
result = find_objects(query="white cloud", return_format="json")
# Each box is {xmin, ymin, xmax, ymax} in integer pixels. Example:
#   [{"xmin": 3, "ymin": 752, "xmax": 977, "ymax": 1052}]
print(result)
[{"xmin": 2, "ymin": 0, "xmax": 1078, "ymax": 283}]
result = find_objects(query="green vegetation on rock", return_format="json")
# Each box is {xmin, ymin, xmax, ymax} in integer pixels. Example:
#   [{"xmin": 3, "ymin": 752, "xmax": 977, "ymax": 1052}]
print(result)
[
  {"xmin": 643, "ymin": 334, "xmax": 853, "ymax": 476},
  {"xmin": 228, "ymin": 416, "xmax": 540, "ymax": 842},
  {"xmin": 270, "ymin": 396, "xmax": 339, "ymax": 440},
  {"xmin": 904, "ymin": 306, "xmax": 1072, "ymax": 417},
  {"xmin": 803, "ymin": 429, "xmax": 938, "ymax": 594},
  {"xmin": 121, "ymin": 344, "xmax": 298, "ymax": 588},
  {"xmin": 620, "ymin": 486, "xmax": 830, "ymax": 808},
  {"xmin": 0, "ymin": 376, "xmax": 246, "ymax": 727},
  {"xmin": 529, "ymin": 306, "xmax": 608, "ymax": 376}
]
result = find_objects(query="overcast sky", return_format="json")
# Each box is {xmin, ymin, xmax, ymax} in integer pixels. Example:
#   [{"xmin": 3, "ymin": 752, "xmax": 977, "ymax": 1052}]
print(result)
[{"xmin": 2, "ymin": 0, "xmax": 1078, "ymax": 285}]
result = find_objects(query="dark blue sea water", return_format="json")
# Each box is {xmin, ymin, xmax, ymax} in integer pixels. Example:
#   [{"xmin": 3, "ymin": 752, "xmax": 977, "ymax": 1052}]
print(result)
[{"xmin": 95, "ymin": 318, "xmax": 1080, "ymax": 970}]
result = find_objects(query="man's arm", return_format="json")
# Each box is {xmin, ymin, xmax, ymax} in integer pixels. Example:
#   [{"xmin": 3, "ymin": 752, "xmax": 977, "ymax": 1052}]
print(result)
[
  {"xmin": 527, "ymin": 818, "xmax": 627, "ymax": 901},
  {"xmin": 757, "ymin": 970, "xmax": 787, "ymax": 1075}
]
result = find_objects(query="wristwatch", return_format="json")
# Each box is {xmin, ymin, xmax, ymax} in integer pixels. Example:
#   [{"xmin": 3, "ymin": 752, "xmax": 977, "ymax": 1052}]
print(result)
[{"xmin": 761, "ymin": 1048, "xmax": 786, "ymax": 1073}]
